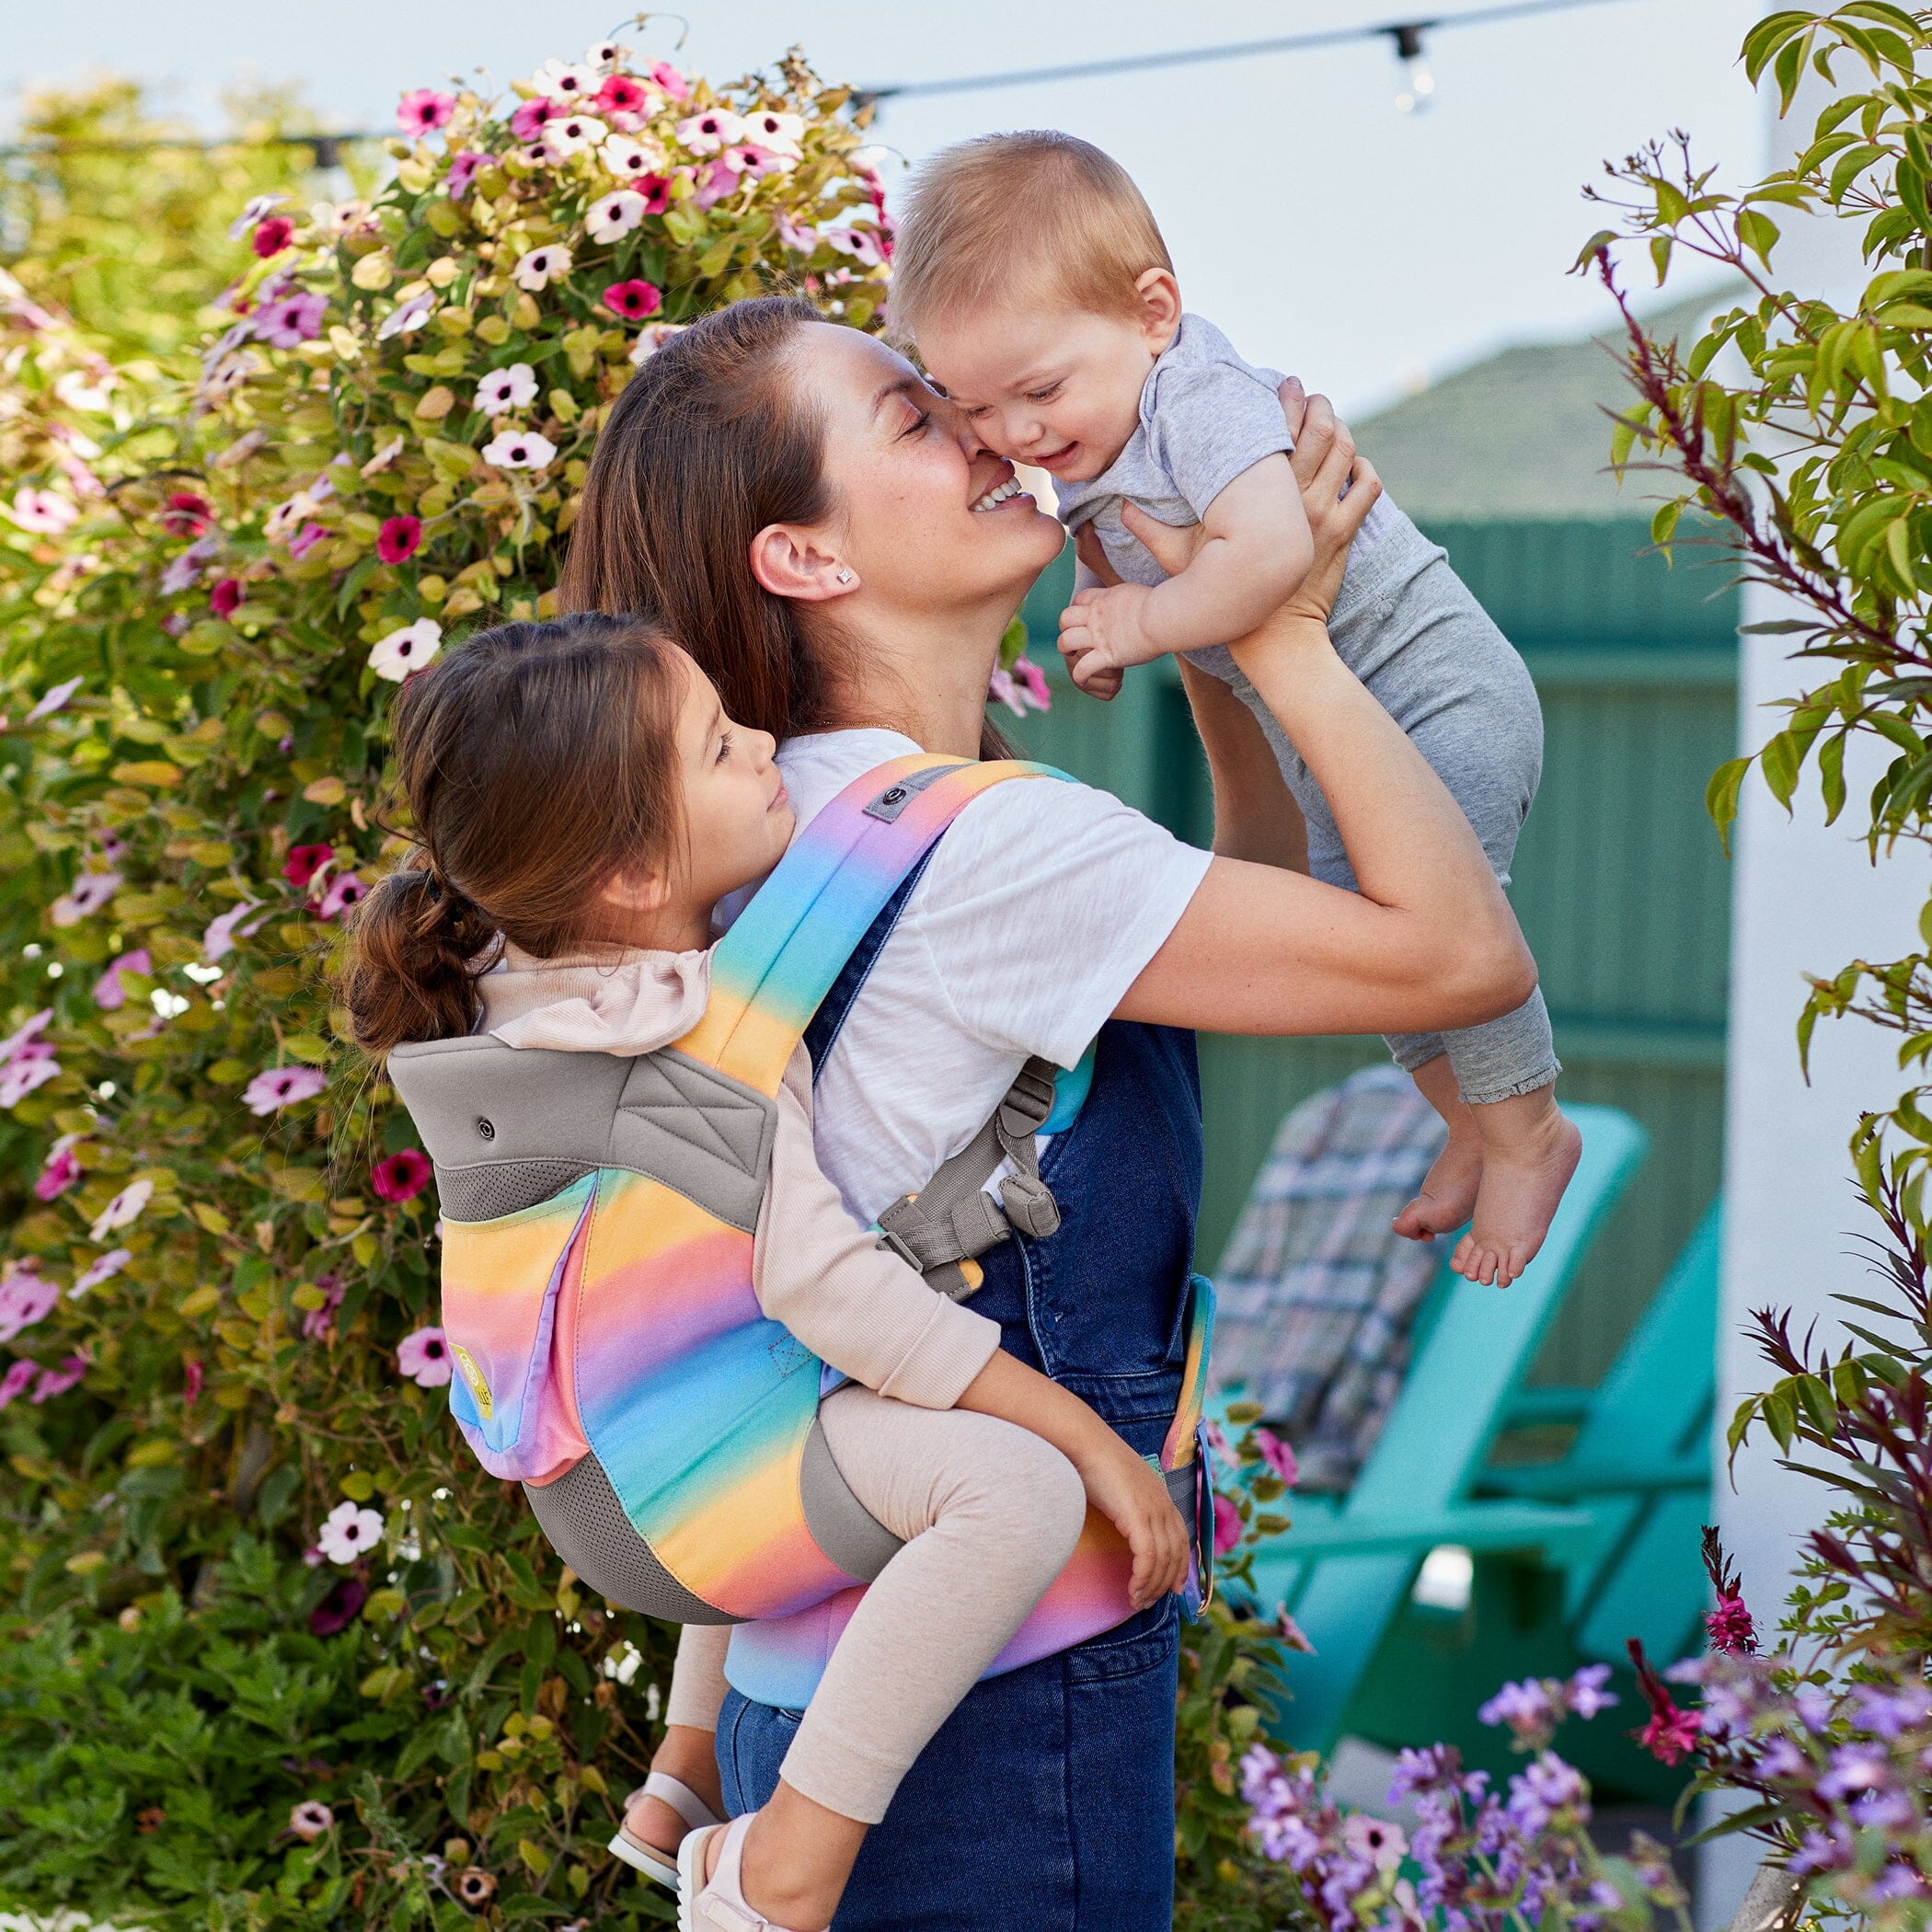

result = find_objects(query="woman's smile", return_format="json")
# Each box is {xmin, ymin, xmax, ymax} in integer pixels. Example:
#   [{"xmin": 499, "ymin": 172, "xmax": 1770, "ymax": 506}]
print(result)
[{"xmin": 968, "ymin": 459, "xmax": 1033, "ymax": 513}]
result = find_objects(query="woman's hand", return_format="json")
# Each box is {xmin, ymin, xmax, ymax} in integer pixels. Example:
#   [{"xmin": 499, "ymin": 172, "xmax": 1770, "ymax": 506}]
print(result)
[
  {"xmin": 1275, "ymin": 378, "xmax": 1380, "ymax": 628},
  {"xmin": 1074, "ymin": 1432, "xmax": 1190, "ymax": 1610}
]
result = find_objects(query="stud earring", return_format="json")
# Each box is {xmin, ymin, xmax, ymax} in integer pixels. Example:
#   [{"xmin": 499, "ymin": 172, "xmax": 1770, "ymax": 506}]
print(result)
[{"xmin": 836, "ymin": 569, "xmax": 855, "ymax": 584}]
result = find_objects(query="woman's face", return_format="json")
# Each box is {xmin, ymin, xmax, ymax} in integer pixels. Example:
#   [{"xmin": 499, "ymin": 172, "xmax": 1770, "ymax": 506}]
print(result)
[{"xmin": 789, "ymin": 322, "xmax": 1065, "ymax": 620}]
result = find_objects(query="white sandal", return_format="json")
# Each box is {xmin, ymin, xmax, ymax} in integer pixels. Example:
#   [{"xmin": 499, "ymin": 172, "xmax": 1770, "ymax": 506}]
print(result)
[
  {"xmin": 608, "ymin": 1771, "xmax": 723, "ymax": 1892},
  {"xmin": 678, "ymin": 1812, "xmax": 807, "ymax": 1932}
]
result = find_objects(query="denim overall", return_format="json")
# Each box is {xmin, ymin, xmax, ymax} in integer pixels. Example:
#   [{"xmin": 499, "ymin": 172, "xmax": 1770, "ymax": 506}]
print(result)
[{"xmin": 716, "ymin": 861, "xmax": 1205, "ymax": 1930}]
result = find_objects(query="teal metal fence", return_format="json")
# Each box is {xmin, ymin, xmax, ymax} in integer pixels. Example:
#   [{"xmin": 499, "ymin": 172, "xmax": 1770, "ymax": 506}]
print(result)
[{"xmin": 1004, "ymin": 519, "xmax": 1736, "ymax": 1386}]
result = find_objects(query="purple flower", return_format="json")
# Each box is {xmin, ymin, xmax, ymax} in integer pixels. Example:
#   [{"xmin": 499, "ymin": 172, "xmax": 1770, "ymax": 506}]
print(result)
[
  {"xmin": 158, "ymin": 535, "xmax": 219, "ymax": 597},
  {"xmin": 72, "ymin": 1248, "xmax": 132, "ymax": 1296},
  {"xmin": 0, "ymin": 1266, "xmax": 59, "ymax": 1341},
  {"xmin": 286, "ymin": 522, "xmax": 328, "ymax": 561},
  {"xmin": 30, "ymin": 1353, "xmax": 86, "ymax": 1402},
  {"xmin": 0, "ymin": 1044, "xmax": 59, "ymax": 1109},
  {"xmin": 1754, "ymin": 1734, "xmax": 1811, "ymax": 1778},
  {"xmin": 446, "ymin": 151, "xmax": 486, "ymax": 197},
  {"xmin": 254, "ymin": 292, "xmax": 328, "ymax": 349},
  {"xmin": 1849, "ymin": 1788, "xmax": 1918, "ymax": 1831},
  {"xmin": 1567, "ymin": 1663, "xmax": 1616, "ymax": 1719},
  {"xmin": 202, "ymin": 898, "xmax": 266, "ymax": 963},
  {"xmin": 1855, "ymin": 1684, "xmax": 1932, "ymax": 1739},
  {"xmin": 1479, "ymin": 1676, "xmax": 1555, "ymax": 1738},
  {"xmin": 93, "ymin": 948, "xmax": 151, "ymax": 1011},
  {"xmin": 307, "ymin": 1578, "xmax": 366, "ymax": 1636},
  {"xmin": 1788, "ymin": 1823, "xmax": 1854, "ymax": 1876},
  {"xmin": 302, "ymin": 1275, "xmax": 344, "ymax": 1341},
  {"xmin": 242, "ymin": 1065, "xmax": 328, "ymax": 1116},
  {"xmin": 1819, "ymin": 1741, "xmax": 1892, "ymax": 1800},
  {"xmin": 51, "ymin": 869, "xmax": 120, "ymax": 926},
  {"xmin": 0, "ymin": 1358, "xmax": 39, "ymax": 1409}
]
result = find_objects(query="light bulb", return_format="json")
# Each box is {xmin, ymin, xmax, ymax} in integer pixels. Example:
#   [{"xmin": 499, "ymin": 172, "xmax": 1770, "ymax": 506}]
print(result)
[{"xmin": 1389, "ymin": 23, "xmax": 1435, "ymax": 114}]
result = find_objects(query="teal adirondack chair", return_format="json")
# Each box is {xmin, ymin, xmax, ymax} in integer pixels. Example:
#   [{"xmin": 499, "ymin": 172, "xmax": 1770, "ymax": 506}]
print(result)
[
  {"xmin": 1215, "ymin": 1101, "xmax": 1649, "ymax": 1751},
  {"xmin": 1478, "ymin": 1202, "xmax": 1722, "ymax": 1669}
]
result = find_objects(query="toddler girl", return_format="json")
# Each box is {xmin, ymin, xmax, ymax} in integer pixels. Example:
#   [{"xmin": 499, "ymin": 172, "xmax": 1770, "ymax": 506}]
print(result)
[
  {"xmin": 893, "ymin": 131, "xmax": 1581, "ymax": 1289},
  {"xmin": 343, "ymin": 613, "xmax": 1188, "ymax": 1932}
]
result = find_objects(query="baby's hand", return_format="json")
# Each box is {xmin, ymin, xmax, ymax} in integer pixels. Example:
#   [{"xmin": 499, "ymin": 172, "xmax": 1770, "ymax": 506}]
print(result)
[
  {"xmin": 1076, "ymin": 1433, "xmax": 1189, "ymax": 1610},
  {"xmin": 1057, "ymin": 583, "xmax": 1171, "ymax": 695}
]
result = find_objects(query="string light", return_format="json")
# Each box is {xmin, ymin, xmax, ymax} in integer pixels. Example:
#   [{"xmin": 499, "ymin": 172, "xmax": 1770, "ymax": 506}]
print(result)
[{"xmin": 1390, "ymin": 24, "xmax": 1437, "ymax": 114}]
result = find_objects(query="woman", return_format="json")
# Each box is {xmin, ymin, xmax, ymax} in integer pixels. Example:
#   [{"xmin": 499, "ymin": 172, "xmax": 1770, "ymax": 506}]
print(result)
[{"xmin": 560, "ymin": 298, "xmax": 1533, "ymax": 1931}]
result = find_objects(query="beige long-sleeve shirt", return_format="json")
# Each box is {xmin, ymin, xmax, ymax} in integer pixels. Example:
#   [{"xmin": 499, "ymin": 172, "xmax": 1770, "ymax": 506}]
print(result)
[{"xmin": 476, "ymin": 944, "xmax": 1000, "ymax": 1410}]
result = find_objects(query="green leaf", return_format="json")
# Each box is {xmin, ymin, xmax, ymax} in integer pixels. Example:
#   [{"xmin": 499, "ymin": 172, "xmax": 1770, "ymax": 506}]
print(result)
[
  {"xmin": 1760, "ymin": 730, "xmax": 1802, "ymax": 811},
  {"xmin": 1707, "ymin": 756, "xmax": 1750, "ymax": 851}
]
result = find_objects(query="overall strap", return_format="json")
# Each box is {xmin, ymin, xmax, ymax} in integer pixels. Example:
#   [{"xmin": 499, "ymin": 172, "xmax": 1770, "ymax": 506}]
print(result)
[{"xmin": 675, "ymin": 755, "xmax": 1067, "ymax": 1097}]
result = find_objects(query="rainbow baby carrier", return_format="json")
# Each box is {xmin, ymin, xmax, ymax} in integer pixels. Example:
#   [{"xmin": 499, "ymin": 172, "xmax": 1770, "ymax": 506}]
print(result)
[{"xmin": 387, "ymin": 755, "xmax": 1214, "ymax": 1637}]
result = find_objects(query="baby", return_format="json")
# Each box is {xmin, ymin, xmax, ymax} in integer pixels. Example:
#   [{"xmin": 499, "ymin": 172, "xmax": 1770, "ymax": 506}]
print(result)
[
  {"xmin": 350, "ymin": 613, "xmax": 1188, "ymax": 1932},
  {"xmin": 895, "ymin": 131, "xmax": 1580, "ymax": 1288}
]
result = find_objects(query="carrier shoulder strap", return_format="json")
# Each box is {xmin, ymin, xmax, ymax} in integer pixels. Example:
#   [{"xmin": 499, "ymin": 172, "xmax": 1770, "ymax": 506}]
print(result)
[{"xmin": 673, "ymin": 754, "xmax": 1068, "ymax": 1100}]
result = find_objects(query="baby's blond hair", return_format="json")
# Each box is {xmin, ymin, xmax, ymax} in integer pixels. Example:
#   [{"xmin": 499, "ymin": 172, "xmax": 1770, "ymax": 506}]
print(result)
[{"xmin": 891, "ymin": 131, "xmax": 1173, "ymax": 343}]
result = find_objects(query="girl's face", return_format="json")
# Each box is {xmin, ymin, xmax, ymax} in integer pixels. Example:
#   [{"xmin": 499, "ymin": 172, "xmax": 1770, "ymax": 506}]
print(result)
[
  {"xmin": 670, "ymin": 658, "xmax": 794, "ymax": 913},
  {"xmin": 788, "ymin": 322, "xmax": 1064, "ymax": 621}
]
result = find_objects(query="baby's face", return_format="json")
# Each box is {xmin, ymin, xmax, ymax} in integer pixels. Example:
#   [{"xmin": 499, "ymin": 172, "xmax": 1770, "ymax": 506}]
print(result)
[{"xmin": 917, "ymin": 300, "xmax": 1167, "ymax": 485}]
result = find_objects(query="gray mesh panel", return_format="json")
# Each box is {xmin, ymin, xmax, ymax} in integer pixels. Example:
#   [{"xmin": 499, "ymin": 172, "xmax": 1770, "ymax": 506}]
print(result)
[
  {"xmin": 800, "ymin": 1415, "xmax": 902, "ymax": 1582},
  {"xmin": 525, "ymin": 1455, "xmax": 738, "ymax": 1624},
  {"xmin": 437, "ymin": 1160, "xmax": 595, "ymax": 1223}
]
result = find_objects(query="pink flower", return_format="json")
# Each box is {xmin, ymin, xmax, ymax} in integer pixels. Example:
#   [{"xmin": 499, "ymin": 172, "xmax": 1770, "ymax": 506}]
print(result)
[
  {"xmin": 509, "ymin": 98, "xmax": 555, "ymax": 143},
  {"xmin": 372, "ymin": 1149, "xmax": 432, "ymax": 1204},
  {"xmin": 397, "ymin": 89, "xmax": 455, "ymax": 135},
  {"xmin": 376, "ymin": 514, "xmax": 421, "ymax": 563},
  {"xmin": 316, "ymin": 1499, "xmax": 385, "ymax": 1564},
  {"xmin": 302, "ymin": 1275, "xmax": 344, "ymax": 1341},
  {"xmin": 289, "ymin": 1800, "xmax": 334, "ymax": 1840},
  {"xmin": 73, "ymin": 1248, "xmax": 130, "ymax": 1295},
  {"xmin": 210, "ymin": 578, "xmax": 243, "ymax": 618},
  {"xmin": 283, "ymin": 844, "xmax": 333, "ymax": 889},
  {"xmin": 0, "ymin": 1047, "xmax": 58, "ymax": 1108},
  {"xmin": 254, "ymin": 291, "xmax": 328, "ymax": 348},
  {"xmin": 397, "ymin": 1325, "xmax": 453, "ymax": 1387},
  {"xmin": 602, "ymin": 279, "xmax": 661, "ymax": 320},
  {"xmin": 689, "ymin": 161, "xmax": 738, "ymax": 213},
  {"xmin": 1274, "ymin": 1604, "xmax": 1317, "ymax": 1653},
  {"xmin": 51, "ymin": 868, "xmax": 119, "ymax": 926},
  {"xmin": 35, "ymin": 1135, "xmax": 83, "ymax": 1202},
  {"xmin": 826, "ymin": 226, "xmax": 885, "ymax": 269},
  {"xmin": 316, "ymin": 872, "xmax": 366, "ymax": 921},
  {"xmin": 1012, "ymin": 657, "xmax": 1051, "ymax": 711},
  {"xmin": 0, "ymin": 1011, "xmax": 52, "ymax": 1065},
  {"xmin": 242, "ymin": 1065, "xmax": 328, "ymax": 1116},
  {"xmin": 723, "ymin": 144, "xmax": 787, "ymax": 180},
  {"xmin": 1213, "ymin": 1492, "xmax": 1243, "ymax": 1557},
  {"xmin": 30, "ymin": 1354, "xmax": 86, "ymax": 1402},
  {"xmin": 183, "ymin": 1357, "xmax": 203, "ymax": 1409},
  {"xmin": 93, "ymin": 948, "xmax": 151, "ymax": 1011},
  {"xmin": 775, "ymin": 212, "xmax": 818, "ymax": 256},
  {"xmin": 0, "ymin": 1267, "xmax": 59, "ymax": 1341},
  {"xmin": 251, "ymin": 216, "xmax": 294, "ymax": 258},
  {"xmin": 631, "ymin": 172, "xmax": 672, "ymax": 214},
  {"xmin": 650, "ymin": 60, "xmax": 689, "ymax": 101},
  {"xmin": 286, "ymin": 522, "xmax": 328, "ymax": 561},
  {"xmin": 1706, "ymin": 1593, "xmax": 1756, "ymax": 1655},
  {"xmin": 595, "ymin": 75, "xmax": 650, "ymax": 119},
  {"xmin": 5, "ymin": 488, "xmax": 79, "ymax": 535},
  {"xmin": 227, "ymin": 191, "xmax": 288, "ymax": 240},
  {"xmin": 1639, "ymin": 1704, "xmax": 1703, "ymax": 1766},
  {"xmin": 0, "ymin": 1359, "xmax": 37, "ymax": 1409},
  {"xmin": 1254, "ymin": 1426, "xmax": 1299, "ymax": 1489},
  {"xmin": 307, "ymin": 1580, "xmax": 363, "ymax": 1636},
  {"xmin": 202, "ymin": 898, "xmax": 266, "ymax": 962},
  {"xmin": 446, "ymin": 151, "xmax": 486, "ymax": 198},
  {"xmin": 160, "ymin": 491, "xmax": 212, "ymax": 538}
]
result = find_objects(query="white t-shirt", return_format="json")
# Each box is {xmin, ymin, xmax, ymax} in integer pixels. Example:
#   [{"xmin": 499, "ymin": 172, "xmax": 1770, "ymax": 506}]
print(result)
[{"xmin": 726, "ymin": 729, "xmax": 1212, "ymax": 1225}]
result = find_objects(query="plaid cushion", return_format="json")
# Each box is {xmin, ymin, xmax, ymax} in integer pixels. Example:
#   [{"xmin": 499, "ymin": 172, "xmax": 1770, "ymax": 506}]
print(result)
[{"xmin": 1213, "ymin": 1065, "xmax": 1448, "ymax": 1492}]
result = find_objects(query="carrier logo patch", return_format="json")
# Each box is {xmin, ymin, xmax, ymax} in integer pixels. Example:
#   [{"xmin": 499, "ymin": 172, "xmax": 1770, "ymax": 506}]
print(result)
[{"xmin": 452, "ymin": 1343, "xmax": 492, "ymax": 1420}]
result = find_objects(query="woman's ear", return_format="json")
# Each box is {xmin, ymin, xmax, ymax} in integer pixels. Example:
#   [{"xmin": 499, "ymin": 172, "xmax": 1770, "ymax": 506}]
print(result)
[
  {"xmin": 1133, "ymin": 268, "xmax": 1182, "ymax": 350},
  {"xmin": 749, "ymin": 523, "xmax": 858, "ymax": 603}
]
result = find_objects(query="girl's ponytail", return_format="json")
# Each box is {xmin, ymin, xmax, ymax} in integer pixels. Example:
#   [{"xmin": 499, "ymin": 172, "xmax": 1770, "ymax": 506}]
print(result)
[{"xmin": 341, "ymin": 860, "xmax": 500, "ymax": 1058}]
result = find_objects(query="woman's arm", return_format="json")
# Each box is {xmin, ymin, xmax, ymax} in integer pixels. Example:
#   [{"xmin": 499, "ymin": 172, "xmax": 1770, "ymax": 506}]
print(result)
[
  {"xmin": 1114, "ymin": 421, "xmax": 1535, "ymax": 1040},
  {"xmin": 1178, "ymin": 657, "xmax": 1307, "ymax": 871}
]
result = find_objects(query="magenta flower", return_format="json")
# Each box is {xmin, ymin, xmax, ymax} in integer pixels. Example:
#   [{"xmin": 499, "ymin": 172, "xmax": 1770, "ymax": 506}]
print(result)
[
  {"xmin": 376, "ymin": 514, "xmax": 421, "ymax": 564},
  {"xmin": 0, "ymin": 1267, "xmax": 58, "ymax": 1341},
  {"xmin": 210, "ymin": 578, "xmax": 243, "ymax": 618},
  {"xmin": 316, "ymin": 872, "xmax": 366, "ymax": 921},
  {"xmin": 510, "ymin": 97, "xmax": 555, "ymax": 143},
  {"xmin": 1253, "ymin": 1426, "xmax": 1299, "ymax": 1489},
  {"xmin": 1706, "ymin": 1593, "xmax": 1756, "ymax": 1655},
  {"xmin": 183, "ymin": 1358, "xmax": 202, "ymax": 1409},
  {"xmin": 595, "ymin": 74, "xmax": 650, "ymax": 118},
  {"xmin": 372, "ymin": 1149, "xmax": 432, "ymax": 1204},
  {"xmin": 35, "ymin": 1134, "xmax": 82, "ymax": 1202},
  {"xmin": 93, "ymin": 948, "xmax": 151, "ymax": 1011},
  {"xmin": 242, "ymin": 1065, "xmax": 328, "ymax": 1116},
  {"xmin": 1012, "ymin": 657, "xmax": 1052, "ymax": 711},
  {"xmin": 396, "ymin": 89, "xmax": 455, "ymax": 134},
  {"xmin": 0, "ymin": 1359, "xmax": 38, "ymax": 1409},
  {"xmin": 1638, "ymin": 1702, "xmax": 1702, "ymax": 1766},
  {"xmin": 690, "ymin": 161, "xmax": 738, "ymax": 213},
  {"xmin": 602, "ymin": 279, "xmax": 662, "ymax": 320},
  {"xmin": 397, "ymin": 1326, "xmax": 453, "ymax": 1388},
  {"xmin": 251, "ymin": 216, "xmax": 294, "ymax": 258},
  {"xmin": 308, "ymin": 1578, "xmax": 365, "ymax": 1636},
  {"xmin": 289, "ymin": 1799, "xmax": 335, "ymax": 1840},
  {"xmin": 254, "ymin": 292, "xmax": 328, "ymax": 348},
  {"xmin": 30, "ymin": 1354, "xmax": 86, "ymax": 1403},
  {"xmin": 160, "ymin": 491, "xmax": 213, "ymax": 537},
  {"xmin": 446, "ymin": 151, "xmax": 486, "ymax": 198},
  {"xmin": 283, "ymin": 844, "xmax": 333, "ymax": 890},
  {"xmin": 1213, "ymin": 1492, "xmax": 1243, "ymax": 1557},
  {"xmin": 286, "ymin": 522, "xmax": 328, "ymax": 561}
]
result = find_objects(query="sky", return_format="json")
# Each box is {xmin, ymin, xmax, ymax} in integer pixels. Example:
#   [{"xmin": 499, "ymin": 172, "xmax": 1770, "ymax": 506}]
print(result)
[{"xmin": 6, "ymin": 0, "xmax": 1765, "ymax": 416}]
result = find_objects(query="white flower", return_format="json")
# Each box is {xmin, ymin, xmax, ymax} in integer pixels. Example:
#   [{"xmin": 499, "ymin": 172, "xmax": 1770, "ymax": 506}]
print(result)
[
  {"xmin": 226, "ymin": 191, "xmax": 289, "ymax": 240},
  {"xmin": 602, "ymin": 133, "xmax": 664, "ymax": 183},
  {"xmin": 88, "ymin": 1178, "xmax": 154, "ymax": 1245},
  {"xmin": 474, "ymin": 363, "xmax": 538, "ymax": 416},
  {"xmin": 71, "ymin": 1248, "xmax": 131, "ymax": 1297},
  {"xmin": 543, "ymin": 114, "xmax": 607, "ymax": 161},
  {"xmin": 628, "ymin": 322, "xmax": 686, "ymax": 365},
  {"xmin": 51, "ymin": 870, "xmax": 120, "ymax": 927},
  {"xmin": 584, "ymin": 39, "xmax": 629, "ymax": 69},
  {"xmin": 54, "ymin": 369, "xmax": 116, "ymax": 414},
  {"xmin": 5, "ymin": 487, "xmax": 78, "ymax": 535},
  {"xmin": 316, "ymin": 1500, "xmax": 386, "ymax": 1566},
  {"xmin": 512, "ymin": 244, "xmax": 573, "ymax": 293},
  {"xmin": 375, "ymin": 292, "xmax": 435, "ymax": 342},
  {"xmin": 482, "ymin": 430, "xmax": 558, "ymax": 471},
  {"xmin": 0, "ymin": 1053, "xmax": 58, "ymax": 1108},
  {"xmin": 745, "ymin": 109, "xmax": 804, "ymax": 156},
  {"xmin": 26, "ymin": 676, "xmax": 82, "ymax": 723},
  {"xmin": 361, "ymin": 436, "xmax": 405, "ymax": 477},
  {"xmin": 369, "ymin": 618, "xmax": 443, "ymax": 682},
  {"xmin": 585, "ymin": 190, "xmax": 647, "ymax": 244},
  {"xmin": 676, "ymin": 109, "xmax": 744, "ymax": 155},
  {"xmin": 532, "ymin": 58, "xmax": 601, "ymax": 103}
]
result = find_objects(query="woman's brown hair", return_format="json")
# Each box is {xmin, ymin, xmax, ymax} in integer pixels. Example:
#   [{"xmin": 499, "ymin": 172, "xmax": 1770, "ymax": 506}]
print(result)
[
  {"xmin": 342, "ymin": 612, "xmax": 686, "ymax": 1056},
  {"xmin": 561, "ymin": 297, "xmax": 1011, "ymax": 756}
]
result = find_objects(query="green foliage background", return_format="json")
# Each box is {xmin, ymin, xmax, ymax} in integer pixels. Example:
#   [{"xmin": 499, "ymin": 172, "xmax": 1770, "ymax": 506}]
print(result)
[{"xmin": 0, "ymin": 50, "xmax": 1301, "ymax": 1932}]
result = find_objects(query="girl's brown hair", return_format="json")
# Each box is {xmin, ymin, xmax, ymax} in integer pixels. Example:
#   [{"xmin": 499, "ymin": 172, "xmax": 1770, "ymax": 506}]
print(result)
[
  {"xmin": 342, "ymin": 612, "xmax": 686, "ymax": 1056},
  {"xmin": 560, "ymin": 297, "xmax": 1010, "ymax": 757}
]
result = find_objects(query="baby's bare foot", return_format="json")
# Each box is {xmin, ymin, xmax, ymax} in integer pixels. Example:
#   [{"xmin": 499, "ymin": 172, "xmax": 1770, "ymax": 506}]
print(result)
[
  {"xmin": 1392, "ymin": 1128, "xmax": 1482, "ymax": 1243},
  {"xmin": 1449, "ymin": 1094, "xmax": 1581, "ymax": 1288}
]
